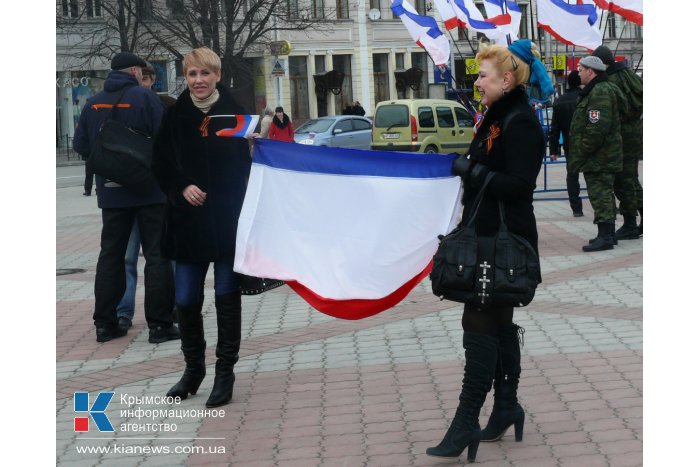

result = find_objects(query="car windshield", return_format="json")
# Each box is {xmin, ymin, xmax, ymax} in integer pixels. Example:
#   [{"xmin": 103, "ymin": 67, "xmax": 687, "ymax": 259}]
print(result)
[{"xmin": 296, "ymin": 119, "xmax": 334, "ymax": 134}]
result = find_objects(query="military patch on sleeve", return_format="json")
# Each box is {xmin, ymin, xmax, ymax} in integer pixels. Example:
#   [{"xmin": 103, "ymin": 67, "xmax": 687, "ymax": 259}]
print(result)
[{"xmin": 588, "ymin": 110, "xmax": 600, "ymax": 123}]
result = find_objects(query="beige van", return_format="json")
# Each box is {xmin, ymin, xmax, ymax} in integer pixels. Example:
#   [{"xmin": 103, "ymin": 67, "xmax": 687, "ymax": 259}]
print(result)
[{"xmin": 371, "ymin": 99, "xmax": 474, "ymax": 154}]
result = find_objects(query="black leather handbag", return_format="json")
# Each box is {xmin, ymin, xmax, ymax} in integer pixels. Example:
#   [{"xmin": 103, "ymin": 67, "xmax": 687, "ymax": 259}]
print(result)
[
  {"xmin": 430, "ymin": 173, "xmax": 541, "ymax": 308},
  {"xmin": 87, "ymin": 86, "xmax": 157, "ymax": 192}
]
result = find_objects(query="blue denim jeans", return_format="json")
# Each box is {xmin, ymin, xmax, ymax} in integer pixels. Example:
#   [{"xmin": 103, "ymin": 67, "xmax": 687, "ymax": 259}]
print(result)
[
  {"xmin": 116, "ymin": 220, "xmax": 140, "ymax": 320},
  {"xmin": 175, "ymin": 261, "xmax": 239, "ymax": 306}
]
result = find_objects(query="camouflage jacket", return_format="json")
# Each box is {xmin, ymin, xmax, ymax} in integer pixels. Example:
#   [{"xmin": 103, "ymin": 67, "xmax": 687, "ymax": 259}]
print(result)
[
  {"xmin": 607, "ymin": 62, "xmax": 643, "ymax": 158},
  {"xmin": 568, "ymin": 74, "xmax": 623, "ymax": 173}
]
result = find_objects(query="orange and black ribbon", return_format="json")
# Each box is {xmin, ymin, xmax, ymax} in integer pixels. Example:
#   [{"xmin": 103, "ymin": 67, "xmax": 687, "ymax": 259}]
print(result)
[
  {"xmin": 199, "ymin": 116, "xmax": 211, "ymax": 137},
  {"xmin": 484, "ymin": 124, "xmax": 500, "ymax": 154}
]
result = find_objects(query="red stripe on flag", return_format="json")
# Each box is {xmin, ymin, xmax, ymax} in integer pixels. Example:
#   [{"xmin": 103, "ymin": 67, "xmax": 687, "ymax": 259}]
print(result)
[
  {"xmin": 286, "ymin": 262, "xmax": 434, "ymax": 320},
  {"xmin": 444, "ymin": 17, "xmax": 460, "ymax": 30},
  {"xmin": 486, "ymin": 13, "xmax": 511, "ymax": 26},
  {"xmin": 537, "ymin": 22, "xmax": 596, "ymax": 53},
  {"xmin": 609, "ymin": 5, "xmax": 642, "ymax": 25}
]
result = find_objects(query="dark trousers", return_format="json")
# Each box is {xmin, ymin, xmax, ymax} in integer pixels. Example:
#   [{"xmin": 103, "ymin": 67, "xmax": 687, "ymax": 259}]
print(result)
[
  {"xmin": 84, "ymin": 162, "xmax": 94, "ymax": 194},
  {"xmin": 566, "ymin": 172, "xmax": 583, "ymax": 214},
  {"xmin": 93, "ymin": 204, "xmax": 174, "ymax": 328}
]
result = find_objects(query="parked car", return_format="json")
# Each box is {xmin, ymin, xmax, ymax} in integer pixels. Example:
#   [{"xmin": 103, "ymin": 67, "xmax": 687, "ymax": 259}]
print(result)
[
  {"xmin": 294, "ymin": 115, "xmax": 373, "ymax": 150},
  {"xmin": 371, "ymin": 99, "xmax": 474, "ymax": 154}
]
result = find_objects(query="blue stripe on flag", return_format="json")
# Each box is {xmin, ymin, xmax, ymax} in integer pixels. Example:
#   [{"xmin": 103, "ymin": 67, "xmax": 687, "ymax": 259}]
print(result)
[
  {"xmin": 252, "ymin": 139, "xmax": 458, "ymax": 179},
  {"xmin": 551, "ymin": 0, "xmax": 597, "ymax": 26}
]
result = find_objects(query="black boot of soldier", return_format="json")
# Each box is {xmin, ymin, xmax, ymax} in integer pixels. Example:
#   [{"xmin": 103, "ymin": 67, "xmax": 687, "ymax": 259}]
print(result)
[
  {"xmin": 583, "ymin": 223, "xmax": 615, "ymax": 252},
  {"xmin": 614, "ymin": 215, "xmax": 640, "ymax": 241}
]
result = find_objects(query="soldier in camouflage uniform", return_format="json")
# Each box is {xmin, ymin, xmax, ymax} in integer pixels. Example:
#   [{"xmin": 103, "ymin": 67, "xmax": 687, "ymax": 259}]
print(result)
[
  {"xmin": 593, "ymin": 46, "xmax": 643, "ymax": 238},
  {"xmin": 568, "ymin": 56, "xmax": 625, "ymax": 252}
]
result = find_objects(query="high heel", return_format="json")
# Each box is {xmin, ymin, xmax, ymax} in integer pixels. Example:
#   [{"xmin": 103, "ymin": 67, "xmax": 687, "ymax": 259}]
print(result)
[
  {"xmin": 166, "ymin": 301, "xmax": 206, "ymax": 401},
  {"xmin": 514, "ymin": 414, "xmax": 524, "ymax": 442},
  {"xmin": 426, "ymin": 424, "xmax": 481, "ymax": 460},
  {"xmin": 426, "ymin": 332, "xmax": 498, "ymax": 462},
  {"xmin": 167, "ymin": 367, "xmax": 205, "ymax": 399}
]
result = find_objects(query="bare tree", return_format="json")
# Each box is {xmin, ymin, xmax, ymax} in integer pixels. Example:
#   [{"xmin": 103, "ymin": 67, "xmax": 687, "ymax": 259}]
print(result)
[{"xmin": 57, "ymin": 1, "xmax": 331, "ymax": 89}]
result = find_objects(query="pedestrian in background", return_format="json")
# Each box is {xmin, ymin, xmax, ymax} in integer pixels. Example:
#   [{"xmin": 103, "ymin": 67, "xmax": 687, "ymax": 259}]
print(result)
[
  {"xmin": 255, "ymin": 107, "xmax": 274, "ymax": 138},
  {"xmin": 426, "ymin": 39, "xmax": 549, "ymax": 462},
  {"xmin": 592, "ymin": 45, "xmax": 643, "ymax": 238},
  {"xmin": 152, "ymin": 47, "xmax": 252, "ymax": 408},
  {"xmin": 115, "ymin": 61, "xmax": 178, "ymax": 335},
  {"xmin": 568, "ymin": 55, "xmax": 625, "ymax": 252},
  {"xmin": 269, "ymin": 106, "xmax": 295, "ymax": 142},
  {"xmin": 549, "ymin": 70, "xmax": 584, "ymax": 217},
  {"xmin": 73, "ymin": 51, "xmax": 180, "ymax": 343}
]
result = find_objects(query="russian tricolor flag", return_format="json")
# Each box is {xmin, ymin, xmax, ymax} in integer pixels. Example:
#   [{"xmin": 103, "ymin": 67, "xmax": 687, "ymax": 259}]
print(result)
[
  {"xmin": 234, "ymin": 139, "xmax": 463, "ymax": 320},
  {"xmin": 212, "ymin": 114, "xmax": 259, "ymax": 138}
]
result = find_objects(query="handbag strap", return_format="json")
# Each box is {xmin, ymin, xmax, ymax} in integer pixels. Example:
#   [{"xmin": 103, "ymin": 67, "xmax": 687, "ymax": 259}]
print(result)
[{"xmin": 464, "ymin": 172, "xmax": 496, "ymax": 228}]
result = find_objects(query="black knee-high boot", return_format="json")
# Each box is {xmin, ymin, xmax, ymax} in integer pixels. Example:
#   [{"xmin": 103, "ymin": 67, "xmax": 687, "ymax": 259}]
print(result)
[
  {"xmin": 481, "ymin": 324, "xmax": 525, "ymax": 442},
  {"xmin": 205, "ymin": 292, "xmax": 242, "ymax": 408},
  {"xmin": 166, "ymin": 301, "xmax": 206, "ymax": 399},
  {"xmin": 426, "ymin": 332, "xmax": 498, "ymax": 462}
]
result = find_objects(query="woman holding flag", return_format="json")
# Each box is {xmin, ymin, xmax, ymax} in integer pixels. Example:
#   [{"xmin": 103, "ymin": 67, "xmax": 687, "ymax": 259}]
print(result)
[
  {"xmin": 426, "ymin": 39, "xmax": 553, "ymax": 461},
  {"xmin": 152, "ymin": 47, "xmax": 252, "ymax": 408}
]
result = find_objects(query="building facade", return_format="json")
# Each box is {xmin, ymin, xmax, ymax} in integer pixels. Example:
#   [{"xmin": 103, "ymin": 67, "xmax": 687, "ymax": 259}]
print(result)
[{"xmin": 56, "ymin": 0, "xmax": 642, "ymax": 148}]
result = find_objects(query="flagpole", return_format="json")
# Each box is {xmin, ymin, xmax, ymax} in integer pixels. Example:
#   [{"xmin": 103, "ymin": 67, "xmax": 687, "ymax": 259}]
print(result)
[
  {"xmin": 528, "ymin": 0, "xmax": 537, "ymax": 45},
  {"xmin": 503, "ymin": 0, "xmax": 512, "ymax": 45}
]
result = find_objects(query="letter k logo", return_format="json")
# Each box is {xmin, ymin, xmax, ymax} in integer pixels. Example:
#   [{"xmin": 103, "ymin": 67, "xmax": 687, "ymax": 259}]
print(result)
[{"xmin": 74, "ymin": 392, "xmax": 115, "ymax": 432}]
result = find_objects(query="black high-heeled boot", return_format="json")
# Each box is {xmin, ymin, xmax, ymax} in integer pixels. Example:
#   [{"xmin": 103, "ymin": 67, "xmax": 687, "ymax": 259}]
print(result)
[
  {"xmin": 206, "ymin": 292, "xmax": 242, "ymax": 408},
  {"xmin": 166, "ymin": 301, "xmax": 206, "ymax": 400},
  {"xmin": 426, "ymin": 332, "xmax": 498, "ymax": 462},
  {"xmin": 481, "ymin": 324, "xmax": 525, "ymax": 442}
]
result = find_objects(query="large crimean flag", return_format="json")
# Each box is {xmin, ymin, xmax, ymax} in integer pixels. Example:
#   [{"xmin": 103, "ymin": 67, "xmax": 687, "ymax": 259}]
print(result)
[{"xmin": 234, "ymin": 139, "xmax": 463, "ymax": 320}]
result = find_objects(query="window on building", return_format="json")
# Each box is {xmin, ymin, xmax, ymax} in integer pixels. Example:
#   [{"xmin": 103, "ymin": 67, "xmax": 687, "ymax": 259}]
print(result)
[
  {"xmin": 332, "ymin": 54, "xmax": 354, "ymax": 112},
  {"xmin": 607, "ymin": 13, "xmax": 617, "ymax": 39},
  {"xmin": 414, "ymin": 0, "xmax": 426, "ymax": 15},
  {"xmin": 61, "ymin": 0, "xmax": 79, "ymax": 18},
  {"xmin": 289, "ymin": 56, "xmax": 310, "ymax": 121},
  {"xmin": 86, "ymin": 0, "xmax": 102, "ymax": 18},
  {"xmin": 370, "ymin": 0, "xmax": 380, "ymax": 9},
  {"xmin": 337, "ymin": 0, "xmax": 349, "ymax": 19},
  {"xmin": 395, "ymin": 53, "xmax": 405, "ymax": 70},
  {"xmin": 288, "ymin": 0, "xmax": 299, "ymax": 19},
  {"xmin": 373, "ymin": 54, "xmax": 390, "ymax": 104},
  {"xmin": 138, "ymin": 0, "xmax": 154, "ymax": 19},
  {"xmin": 167, "ymin": 0, "xmax": 185, "ymax": 17},
  {"xmin": 313, "ymin": 0, "xmax": 325, "ymax": 19},
  {"xmin": 315, "ymin": 55, "xmax": 326, "ymax": 74},
  {"xmin": 517, "ymin": 4, "xmax": 528, "ymax": 39}
]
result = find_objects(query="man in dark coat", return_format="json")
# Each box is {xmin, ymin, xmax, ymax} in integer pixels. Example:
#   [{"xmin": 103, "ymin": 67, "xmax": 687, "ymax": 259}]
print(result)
[
  {"xmin": 549, "ymin": 71, "xmax": 584, "ymax": 217},
  {"xmin": 568, "ymin": 55, "xmax": 625, "ymax": 252},
  {"xmin": 73, "ymin": 51, "xmax": 180, "ymax": 343},
  {"xmin": 592, "ymin": 45, "xmax": 643, "ymax": 238}
]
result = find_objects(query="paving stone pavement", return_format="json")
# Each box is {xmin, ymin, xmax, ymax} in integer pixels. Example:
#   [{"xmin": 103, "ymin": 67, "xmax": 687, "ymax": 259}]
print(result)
[{"xmin": 56, "ymin": 162, "xmax": 642, "ymax": 466}]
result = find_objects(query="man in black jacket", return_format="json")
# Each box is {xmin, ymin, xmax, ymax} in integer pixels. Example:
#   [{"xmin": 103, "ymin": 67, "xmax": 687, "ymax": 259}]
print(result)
[
  {"xmin": 549, "ymin": 71, "xmax": 584, "ymax": 217},
  {"xmin": 74, "ymin": 52, "xmax": 180, "ymax": 344}
]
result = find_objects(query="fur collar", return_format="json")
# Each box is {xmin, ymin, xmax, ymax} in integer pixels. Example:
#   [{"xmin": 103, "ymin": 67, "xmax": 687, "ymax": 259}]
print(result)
[
  {"xmin": 478, "ymin": 86, "xmax": 529, "ymax": 134},
  {"xmin": 273, "ymin": 113, "xmax": 290, "ymax": 129}
]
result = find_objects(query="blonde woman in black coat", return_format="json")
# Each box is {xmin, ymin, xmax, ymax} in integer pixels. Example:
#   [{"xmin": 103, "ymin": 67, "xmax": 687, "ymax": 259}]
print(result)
[
  {"xmin": 152, "ymin": 47, "xmax": 251, "ymax": 408},
  {"xmin": 426, "ymin": 40, "xmax": 553, "ymax": 462}
]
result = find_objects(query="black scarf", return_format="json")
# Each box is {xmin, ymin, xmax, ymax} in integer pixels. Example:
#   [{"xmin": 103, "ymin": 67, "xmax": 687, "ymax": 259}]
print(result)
[
  {"xmin": 579, "ymin": 72, "xmax": 609, "ymax": 98},
  {"xmin": 273, "ymin": 113, "xmax": 290, "ymax": 129}
]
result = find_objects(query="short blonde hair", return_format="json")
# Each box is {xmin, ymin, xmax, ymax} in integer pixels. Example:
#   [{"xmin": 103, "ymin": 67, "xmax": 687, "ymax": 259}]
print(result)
[
  {"xmin": 182, "ymin": 47, "xmax": 221, "ymax": 75},
  {"xmin": 476, "ymin": 42, "xmax": 541, "ymax": 88}
]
